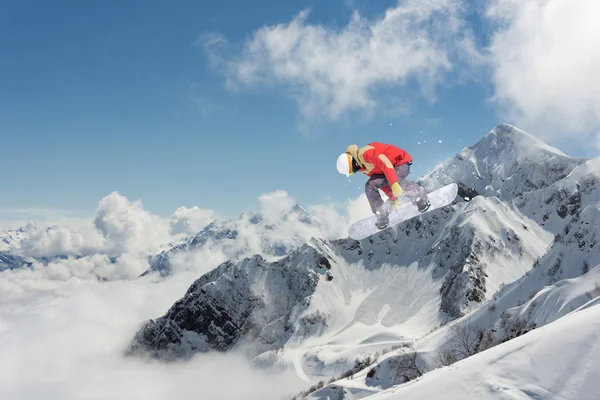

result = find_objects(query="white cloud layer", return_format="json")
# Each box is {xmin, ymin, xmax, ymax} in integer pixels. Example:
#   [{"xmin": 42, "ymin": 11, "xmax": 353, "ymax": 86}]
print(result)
[
  {"xmin": 486, "ymin": 0, "xmax": 600, "ymax": 150},
  {"xmin": 0, "ymin": 190, "xmax": 382, "ymax": 398},
  {"xmin": 0, "ymin": 274, "xmax": 306, "ymax": 400},
  {"xmin": 2, "ymin": 190, "xmax": 370, "ymax": 281},
  {"xmin": 19, "ymin": 222, "xmax": 106, "ymax": 259},
  {"xmin": 205, "ymin": 0, "xmax": 476, "ymax": 119},
  {"xmin": 3, "ymin": 193, "xmax": 217, "ymax": 282}
]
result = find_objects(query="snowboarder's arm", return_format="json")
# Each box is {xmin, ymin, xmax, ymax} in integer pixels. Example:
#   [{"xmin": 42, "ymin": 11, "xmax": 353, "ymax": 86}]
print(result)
[{"xmin": 381, "ymin": 186, "xmax": 394, "ymax": 199}]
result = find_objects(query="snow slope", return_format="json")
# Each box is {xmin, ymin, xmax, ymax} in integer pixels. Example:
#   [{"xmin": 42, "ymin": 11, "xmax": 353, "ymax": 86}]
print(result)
[
  {"xmin": 304, "ymin": 266, "xmax": 600, "ymax": 399},
  {"xmin": 368, "ymin": 299, "xmax": 600, "ymax": 400}
]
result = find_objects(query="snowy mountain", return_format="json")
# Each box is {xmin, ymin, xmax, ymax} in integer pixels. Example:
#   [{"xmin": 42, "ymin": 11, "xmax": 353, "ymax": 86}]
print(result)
[
  {"xmin": 298, "ymin": 128, "xmax": 600, "ymax": 399},
  {"xmin": 314, "ymin": 297, "xmax": 600, "ymax": 400},
  {"xmin": 126, "ymin": 123, "xmax": 600, "ymax": 400},
  {"xmin": 127, "ymin": 196, "xmax": 552, "ymax": 361},
  {"xmin": 420, "ymin": 123, "xmax": 587, "ymax": 200},
  {"xmin": 0, "ymin": 227, "xmax": 33, "ymax": 271},
  {"xmin": 128, "ymin": 243, "xmax": 334, "ymax": 359},
  {"xmin": 143, "ymin": 204, "xmax": 327, "ymax": 277},
  {"xmin": 0, "ymin": 227, "xmax": 28, "ymax": 252}
]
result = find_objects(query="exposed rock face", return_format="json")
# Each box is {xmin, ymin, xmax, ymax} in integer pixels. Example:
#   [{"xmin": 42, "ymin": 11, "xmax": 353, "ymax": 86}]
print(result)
[
  {"xmin": 0, "ymin": 252, "xmax": 31, "ymax": 271},
  {"xmin": 128, "ymin": 245, "xmax": 332, "ymax": 359}
]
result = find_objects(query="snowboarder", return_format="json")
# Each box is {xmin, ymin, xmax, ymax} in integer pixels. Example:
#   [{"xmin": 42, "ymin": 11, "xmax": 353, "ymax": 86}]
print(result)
[{"xmin": 336, "ymin": 142, "xmax": 430, "ymax": 229}]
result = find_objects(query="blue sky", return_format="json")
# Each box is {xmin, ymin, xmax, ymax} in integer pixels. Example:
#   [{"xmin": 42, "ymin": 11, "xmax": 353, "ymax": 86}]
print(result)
[{"xmin": 2, "ymin": 0, "xmax": 598, "ymax": 221}]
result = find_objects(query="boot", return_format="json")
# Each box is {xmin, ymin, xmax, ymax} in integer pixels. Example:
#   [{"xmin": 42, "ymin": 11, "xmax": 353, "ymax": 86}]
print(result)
[
  {"xmin": 375, "ymin": 203, "xmax": 392, "ymax": 229},
  {"xmin": 415, "ymin": 196, "xmax": 431, "ymax": 213}
]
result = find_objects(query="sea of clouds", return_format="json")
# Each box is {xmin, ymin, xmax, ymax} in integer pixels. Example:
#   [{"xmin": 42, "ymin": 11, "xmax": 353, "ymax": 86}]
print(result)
[{"xmin": 0, "ymin": 189, "xmax": 368, "ymax": 399}]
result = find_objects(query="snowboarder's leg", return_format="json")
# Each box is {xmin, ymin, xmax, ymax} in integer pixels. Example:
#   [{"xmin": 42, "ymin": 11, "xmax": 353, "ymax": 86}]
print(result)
[
  {"xmin": 395, "ymin": 164, "xmax": 430, "ymax": 212},
  {"xmin": 365, "ymin": 174, "xmax": 392, "ymax": 228}
]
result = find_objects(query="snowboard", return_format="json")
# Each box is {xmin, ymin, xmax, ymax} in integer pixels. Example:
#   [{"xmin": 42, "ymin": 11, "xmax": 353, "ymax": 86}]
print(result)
[{"xmin": 348, "ymin": 183, "xmax": 458, "ymax": 241}]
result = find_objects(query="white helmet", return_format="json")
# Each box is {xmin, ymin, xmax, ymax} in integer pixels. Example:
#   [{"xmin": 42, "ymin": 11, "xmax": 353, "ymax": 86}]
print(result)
[{"xmin": 336, "ymin": 153, "xmax": 353, "ymax": 177}]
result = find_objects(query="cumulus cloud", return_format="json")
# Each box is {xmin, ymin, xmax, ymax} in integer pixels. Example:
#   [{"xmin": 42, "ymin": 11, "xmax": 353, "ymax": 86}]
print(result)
[
  {"xmin": 163, "ymin": 190, "xmax": 366, "ymax": 275},
  {"xmin": 257, "ymin": 190, "xmax": 347, "ymax": 240},
  {"xmin": 204, "ymin": 0, "xmax": 476, "ymax": 119},
  {"xmin": 94, "ymin": 192, "xmax": 173, "ymax": 256},
  {"xmin": 485, "ymin": 0, "xmax": 600, "ymax": 150},
  {"xmin": 167, "ymin": 245, "xmax": 230, "ymax": 276},
  {"xmin": 3, "ymin": 188, "xmax": 374, "ymax": 281},
  {"xmin": 258, "ymin": 190, "xmax": 297, "ymax": 218},
  {"xmin": 170, "ymin": 206, "xmax": 215, "ymax": 236},
  {"xmin": 3, "ymin": 193, "xmax": 219, "ymax": 282},
  {"xmin": 346, "ymin": 193, "xmax": 375, "ymax": 222}
]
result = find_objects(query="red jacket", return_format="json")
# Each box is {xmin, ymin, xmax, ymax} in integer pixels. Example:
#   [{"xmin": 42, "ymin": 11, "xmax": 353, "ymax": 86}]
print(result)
[
  {"xmin": 346, "ymin": 142, "xmax": 413, "ymax": 200},
  {"xmin": 356, "ymin": 142, "xmax": 412, "ymax": 181}
]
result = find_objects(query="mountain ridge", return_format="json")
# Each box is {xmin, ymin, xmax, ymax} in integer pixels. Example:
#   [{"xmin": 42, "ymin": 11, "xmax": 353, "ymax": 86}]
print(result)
[{"xmin": 124, "ymin": 123, "xmax": 600, "ymax": 400}]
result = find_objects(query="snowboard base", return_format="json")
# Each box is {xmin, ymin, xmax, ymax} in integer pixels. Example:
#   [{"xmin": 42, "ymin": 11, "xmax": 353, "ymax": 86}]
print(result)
[{"xmin": 348, "ymin": 183, "xmax": 458, "ymax": 240}]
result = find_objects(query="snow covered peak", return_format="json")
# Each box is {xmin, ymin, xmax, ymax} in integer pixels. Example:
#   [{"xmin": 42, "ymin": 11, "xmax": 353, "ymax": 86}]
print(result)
[
  {"xmin": 421, "ymin": 123, "xmax": 586, "ymax": 201},
  {"xmin": 0, "ymin": 226, "xmax": 29, "ymax": 252},
  {"xmin": 0, "ymin": 226, "xmax": 35, "ymax": 271},
  {"xmin": 471, "ymin": 123, "xmax": 567, "ymax": 158}
]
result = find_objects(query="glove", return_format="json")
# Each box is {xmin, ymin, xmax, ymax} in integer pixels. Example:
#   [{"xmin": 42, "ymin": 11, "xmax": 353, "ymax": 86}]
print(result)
[
  {"xmin": 391, "ymin": 182, "xmax": 403, "ymax": 198},
  {"xmin": 391, "ymin": 197, "xmax": 402, "ymax": 210}
]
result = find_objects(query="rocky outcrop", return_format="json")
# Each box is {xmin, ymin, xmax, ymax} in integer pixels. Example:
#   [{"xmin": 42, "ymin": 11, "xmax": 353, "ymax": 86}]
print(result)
[{"xmin": 127, "ymin": 245, "xmax": 333, "ymax": 359}]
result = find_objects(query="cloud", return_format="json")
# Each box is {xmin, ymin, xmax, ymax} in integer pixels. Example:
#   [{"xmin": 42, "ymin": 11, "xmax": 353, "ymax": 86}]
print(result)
[
  {"xmin": 0, "ymin": 189, "xmax": 379, "ymax": 398},
  {"xmin": 200, "ymin": 0, "xmax": 600, "ymax": 152},
  {"xmin": 485, "ymin": 0, "xmax": 600, "ymax": 150},
  {"xmin": 170, "ymin": 206, "xmax": 215, "ymax": 236},
  {"xmin": 305, "ymin": 193, "xmax": 375, "ymax": 238},
  {"xmin": 94, "ymin": 192, "xmax": 172, "ymax": 256},
  {"xmin": 3, "ymin": 189, "xmax": 374, "ymax": 281},
  {"xmin": 204, "ymin": 0, "xmax": 477, "ymax": 120},
  {"xmin": 4, "ymin": 193, "xmax": 218, "ymax": 282},
  {"xmin": 257, "ymin": 190, "xmax": 351, "ymax": 240},
  {"xmin": 19, "ymin": 222, "xmax": 106, "ymax": 259},
  {"xmin": 258, "ymin": 189, "xmax": 297, "ymax": 218},
  {"xmin": 164, "ymin": 190, "xmax": 368, "ymax": 274},
  {"xmin": 0, "ymin": 273, "xmax": 306, "ymax": 400},
  {"xmin": 167, "ymin": 246, "xmax": 229, "ymax": 276}
]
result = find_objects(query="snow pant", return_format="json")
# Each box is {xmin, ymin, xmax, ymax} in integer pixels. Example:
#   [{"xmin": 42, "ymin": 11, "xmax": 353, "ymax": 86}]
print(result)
[{"xmin": 365, "ymin": 163, "xmax": 428, "ymax": 214}]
